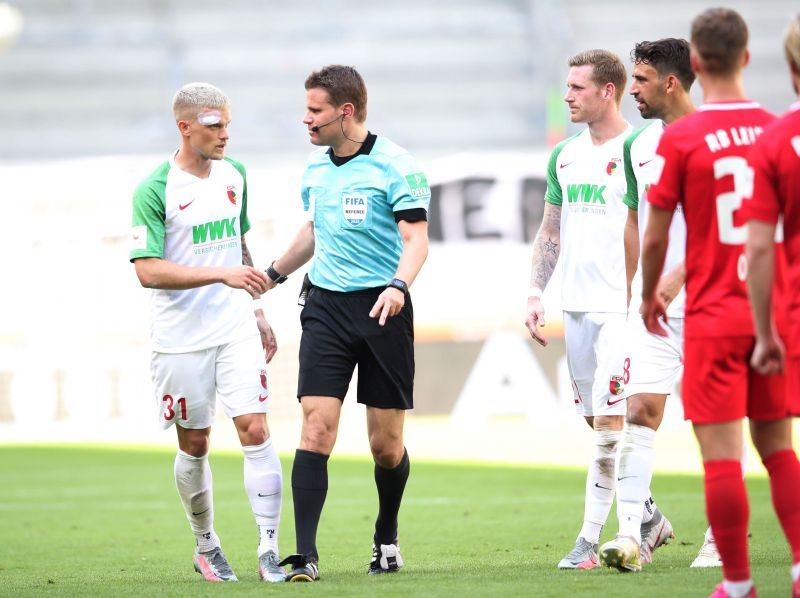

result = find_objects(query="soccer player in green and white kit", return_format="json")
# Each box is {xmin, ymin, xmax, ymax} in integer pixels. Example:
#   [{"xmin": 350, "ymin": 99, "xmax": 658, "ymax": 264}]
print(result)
[
  {"xmin": 130, "ymin": 82, "xmax": 286, "ymax": 583},
  {"xmin": 526, "ymin": 50, "xmax": 636, "ymax": 570},
  {"xmin": 598, "ymin": 38, "xmax": 714, "ymax": 572}
]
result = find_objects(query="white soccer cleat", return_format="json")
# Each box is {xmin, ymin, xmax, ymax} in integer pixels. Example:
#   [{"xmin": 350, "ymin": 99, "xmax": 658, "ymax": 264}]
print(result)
[
  {"xmin": 691, "ymin": 537, "xmax": 722, "ymax": 568},
  {"xmin": 192, "ymin": 546, "xmax": 238, "ymax": 582},
  {"xmin": 557, "ymin": 537, "xmax": 599, "ymax": 569},
  {"xmin": 258, "ymin": 549, "xmax": 286, "ymax": 582},
  {"xmin": 640, "ymin": 508, "xmax": 675, "ymax": 565},
  {"xmin": 600, "ymin": 534, "xmax": 642, "ymax": 572}
]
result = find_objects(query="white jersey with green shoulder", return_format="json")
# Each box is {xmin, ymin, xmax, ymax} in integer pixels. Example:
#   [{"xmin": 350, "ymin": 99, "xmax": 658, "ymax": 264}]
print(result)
[
  {"xmin": 129, "ymin": 154, "xmax": 257, "ymax": 353},
  {"xmin": 544, "ymin": 125, "xmax": 633, "ymax": 313},
  {"xmin": 623, "ymin": 121, "xmax": 686, "ymax": 318}
]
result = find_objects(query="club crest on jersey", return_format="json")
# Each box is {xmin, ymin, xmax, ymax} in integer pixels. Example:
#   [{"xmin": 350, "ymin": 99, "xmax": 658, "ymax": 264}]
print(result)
[
  {"xmin": 227, "ymin": 185, "xmax": 238, "ymax": 205},
  {"xmin": 342, "ymin": 193, "xmax": 368, "ymax": 226},
  {"xmin": 260, "ymin": 369, "xmax": 267, "ymax": 390},
  {"xmin": 609, "ymin": 375, "xmax": 624, "ymax": 396},
  {"xmin": 606, "ymin": 158, "xmax": 621, "ymax": 175}
]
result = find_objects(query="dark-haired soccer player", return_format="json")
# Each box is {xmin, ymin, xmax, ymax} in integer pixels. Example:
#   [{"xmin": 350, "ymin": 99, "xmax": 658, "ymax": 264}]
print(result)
[
  {"xmin": 745, "ymin": 14, "xmax": 800, "ymax": 598},
  {"xmin": 641, "ymin": 8, "xmax": 800, "ymax": 598},
  {"xmin": 263, "ymin": 65, "xmax": 430, "ymax": 582},
  {"xmin": 600, "ymin": 37, "xmax": 703, "ymax": 572},
  {"xmin": 526, "ymin": 49, "xmax": 633, "ymax": 570}
]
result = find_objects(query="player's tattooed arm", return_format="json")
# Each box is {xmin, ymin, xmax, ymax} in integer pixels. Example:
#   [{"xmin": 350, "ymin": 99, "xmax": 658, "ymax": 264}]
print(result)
[
  {"xmin": 530, "ymin": 203, "xmax": 561, "ymax": 291},
  {"xmin": 241, "ymin": 235, "xmax": 254, "ymax": 267}
]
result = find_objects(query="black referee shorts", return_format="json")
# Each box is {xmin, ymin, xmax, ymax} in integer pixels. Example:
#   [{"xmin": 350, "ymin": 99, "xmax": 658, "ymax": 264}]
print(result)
[{"xmin": 297, "ymin": 285, "xmax": 414, "ymax": 410}]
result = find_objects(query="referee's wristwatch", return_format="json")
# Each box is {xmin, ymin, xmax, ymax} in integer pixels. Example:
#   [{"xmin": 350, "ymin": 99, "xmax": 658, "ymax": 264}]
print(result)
[
  {"xmin": 386, "ymin": 278, "xmax": 408, "ymax": 293},
  {"xmin": 266, "ymin": 261, "xmax": 288, "ymax": 284}
]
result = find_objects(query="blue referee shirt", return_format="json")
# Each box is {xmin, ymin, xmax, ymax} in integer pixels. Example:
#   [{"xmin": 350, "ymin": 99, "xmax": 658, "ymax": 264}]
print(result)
[{"xmin": 301, "ymin": 133, "xmax": 431, "ymax": 292}]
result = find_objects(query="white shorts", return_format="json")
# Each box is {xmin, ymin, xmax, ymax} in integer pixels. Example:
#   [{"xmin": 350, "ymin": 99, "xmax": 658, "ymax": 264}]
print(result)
[
  {"xmin": 564, "ymin": 311, "xmax": 628, "ymax": 417},
  {"xmin": 623, "ymin": 315, "xmax": 684, "ymax": 398},
  {"xmin": 150, "ymin": 334, "xmax": 269, "ymax": 430}
]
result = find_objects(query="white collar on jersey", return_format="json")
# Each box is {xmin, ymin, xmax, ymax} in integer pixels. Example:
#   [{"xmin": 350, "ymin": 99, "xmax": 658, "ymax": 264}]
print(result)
[
  {"xmin": 790, "ymin": 101, "xmax": 800, "ymax": 113},
  {"xmin": 698, "ymin": 101, "xmax": 761, "ymax": 111}
]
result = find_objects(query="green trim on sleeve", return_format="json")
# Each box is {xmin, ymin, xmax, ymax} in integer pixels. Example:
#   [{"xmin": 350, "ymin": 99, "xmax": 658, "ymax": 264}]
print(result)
[
  {"xmin": 225, "ymin": 157, "xmax": 250, "ymax": 236},
  {"xmin": 130, "ymin": 161, "xmax": 169, "ymax": 261},
  {"xmin": 543, "ymin": 132, "xmax": 580, "ymax": 206},
  {"xmin": 622, "ymin": 126, "xmax": 648, "ymax": 211}
]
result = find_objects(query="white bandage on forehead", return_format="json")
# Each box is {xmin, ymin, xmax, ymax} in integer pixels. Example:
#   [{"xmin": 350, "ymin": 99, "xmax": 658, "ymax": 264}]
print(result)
[{"xmin": 197, "ymin": 110, "xmax": 222, "ymax": 126}]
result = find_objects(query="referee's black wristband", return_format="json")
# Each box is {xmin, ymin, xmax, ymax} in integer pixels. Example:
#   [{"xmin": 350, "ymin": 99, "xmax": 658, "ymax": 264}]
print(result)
[
  {"xmin": 266, "ymin": 261, "xmax": 288, "ymax": 284},
  {"xmin": 386, "ymin": 278, "xmax": 408, "ymax": 293}
]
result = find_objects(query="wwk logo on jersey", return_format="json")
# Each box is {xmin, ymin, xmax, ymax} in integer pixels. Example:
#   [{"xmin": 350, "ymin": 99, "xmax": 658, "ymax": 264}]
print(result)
[
  {"xmin": 405, "ymin": 172, "xmax": 430, "ymax": 199},
  {"xmin": 193, "ymin": 217, "xmax": 237, "ymax": 244},
  {"xmin": 567, "ymin": 183, "xmax": 606, "ymax": 204},
  {"xmin": 342, "ymin": 193, "xmax": 368, "ymax": 225}
]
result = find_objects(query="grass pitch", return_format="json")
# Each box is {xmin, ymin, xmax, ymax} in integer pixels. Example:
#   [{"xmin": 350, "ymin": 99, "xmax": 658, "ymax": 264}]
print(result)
[{"xmin": 0, "ymin": 446, "xmax": 794, "ymax": 597}]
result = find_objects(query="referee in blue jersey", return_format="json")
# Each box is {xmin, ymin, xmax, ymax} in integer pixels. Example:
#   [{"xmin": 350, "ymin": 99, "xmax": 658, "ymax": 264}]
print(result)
[{"xmin": 264, "ymin": 65, "xmax": 430, "ymax": 582}]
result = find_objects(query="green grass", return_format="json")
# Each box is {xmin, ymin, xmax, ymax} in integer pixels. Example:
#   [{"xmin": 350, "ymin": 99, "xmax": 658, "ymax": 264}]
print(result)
[{"xmin": 0, "ymin": 446, "xmax": 794, "ymax": 597}]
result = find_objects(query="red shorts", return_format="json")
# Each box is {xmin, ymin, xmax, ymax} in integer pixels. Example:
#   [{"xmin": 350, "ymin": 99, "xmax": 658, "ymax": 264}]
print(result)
[
  {"xmin": 682, "ymin": 336, "xmax": 788, "ymax": 424},
  {"xmin": 786, "ymin": 355, "xmax": 800, "ymax": 416}
]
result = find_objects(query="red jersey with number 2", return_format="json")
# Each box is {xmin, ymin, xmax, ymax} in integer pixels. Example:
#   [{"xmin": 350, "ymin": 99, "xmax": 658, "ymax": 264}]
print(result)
[
  {"xmin": 746, "ymin": 102, "xmax": 800, "ymax": 353},
  {"xmin": 647, "ymin": 101, "xmax": 776, "ymax": 339}
]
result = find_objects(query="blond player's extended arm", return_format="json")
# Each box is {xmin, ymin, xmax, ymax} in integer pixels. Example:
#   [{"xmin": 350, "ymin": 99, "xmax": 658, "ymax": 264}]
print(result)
[
  {"xmin": 525, "ymin": 202, "xmax": 561, "ymax": 346},
  {"xmin": 134, "ymin": 257, "xmax": 269, "ymax": 296}
]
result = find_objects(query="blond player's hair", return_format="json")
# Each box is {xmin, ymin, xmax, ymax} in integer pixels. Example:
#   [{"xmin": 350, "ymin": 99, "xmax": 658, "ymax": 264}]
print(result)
[
  {"xmin": 172, "ymin": 82, "xmax": 229, "ymax": 121},
  {"xmin": 785, "ymin": 15, "xmax": 800, "ymax": 73},
  {"xmin": 568, "ymin": 49, "xmax": 627, "ymax": 104}
]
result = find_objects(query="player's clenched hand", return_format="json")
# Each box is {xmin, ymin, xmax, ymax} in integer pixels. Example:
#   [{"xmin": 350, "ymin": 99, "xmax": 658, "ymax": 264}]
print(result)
[
  {"xmin": 525, "ymin": 297, "xmax": 548, "ymax": 347},
  {"xmin": 221, "ymin": 266, "xmax": 269, "ymax": 297},
  {"xmin": 640, "ymin": 296, "xmax": 668, "ymax": 337},
  {"xmin": 751, "ymin": 334, "xmax": 784, "ymax": 376},
  {"xmin": 369, "ymin": 287, "xmax": 405, "ymax": 326},
  {"xmin": 255, "ymin": 313, "xmax": 278, "ymax": 363}
]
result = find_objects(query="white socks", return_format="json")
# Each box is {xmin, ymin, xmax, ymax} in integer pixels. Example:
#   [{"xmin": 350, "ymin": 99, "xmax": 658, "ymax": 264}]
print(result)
[
  {"xmin": 174, "ymin": 450, "xmax": 220, "ymax": 552},
  {"xmin": 242, "ymin": 438, "xmax": 283, "ymax": 557},
  {"xmin": 579, "ymin": 429, "xmax": 621, "ymax": 544},
  {"xmin": 617, "ymin": 423, "xmax": 656, "ymax": 541}
]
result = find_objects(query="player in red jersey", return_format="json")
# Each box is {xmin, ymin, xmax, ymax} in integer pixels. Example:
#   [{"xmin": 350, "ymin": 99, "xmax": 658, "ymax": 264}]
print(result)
[
  {"xmin": 745, "ymin": 14, "xmax": 800, "ymax": 598},
  {"xmin": 641, "ymin": 8, "xmax": 800, "ymax": 598}
]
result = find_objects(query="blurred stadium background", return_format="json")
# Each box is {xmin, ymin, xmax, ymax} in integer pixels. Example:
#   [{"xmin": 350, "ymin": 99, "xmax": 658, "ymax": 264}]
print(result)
[{"xmin": 0, "ymin": 0, "xmax": 798, "ymax": 472}]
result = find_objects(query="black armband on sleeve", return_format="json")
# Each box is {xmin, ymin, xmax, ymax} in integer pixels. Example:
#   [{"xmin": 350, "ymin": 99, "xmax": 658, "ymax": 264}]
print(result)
[{"xmin": 394, "ymin": 208, "xmax": 428, "ymax": 223}]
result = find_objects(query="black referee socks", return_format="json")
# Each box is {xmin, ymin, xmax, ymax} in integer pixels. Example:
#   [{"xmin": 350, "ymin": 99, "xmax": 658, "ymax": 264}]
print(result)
[
  {"xmin": 291, "ymin": 449, "xmax": 330, "ymax": 560},
  {"xmin": 374, "ymin": 448, "xmax": 410, "ymax": 546}
]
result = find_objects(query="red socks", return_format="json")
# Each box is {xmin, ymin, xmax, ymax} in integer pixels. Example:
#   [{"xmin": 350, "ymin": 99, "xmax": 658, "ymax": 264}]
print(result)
[
  {"xmin": 704, "ymin": 460, "xmax": 751, "ymax": 581},
  {"xmin": 762, "ymin": 449, "xmax": 800, "ymax": 564}
]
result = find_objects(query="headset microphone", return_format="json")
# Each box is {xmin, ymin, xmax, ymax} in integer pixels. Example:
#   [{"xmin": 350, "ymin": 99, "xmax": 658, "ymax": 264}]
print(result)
[{"xmin": 311, "ymin": 113, "xmax": 343, "ymax": 133}]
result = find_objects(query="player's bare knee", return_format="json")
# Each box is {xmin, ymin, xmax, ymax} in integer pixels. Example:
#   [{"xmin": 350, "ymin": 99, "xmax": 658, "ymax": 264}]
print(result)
[
  {"xmin": 626, "ymin": 399, "xmax": 656, "ymax": 429},
  {"xmin": 369, "ymin": 434, "xmax": 403, "ymax": 468},
  {"xmin": 593, "ymin": 415, "xmax": 624, "ymax": 432},
  {"xmin": 300, "ymin": 418, "xmax": 336, "ymax": 453},
  {"xmin": 178, "ymin": 429, "xmax": 210, "ymax": 457}
]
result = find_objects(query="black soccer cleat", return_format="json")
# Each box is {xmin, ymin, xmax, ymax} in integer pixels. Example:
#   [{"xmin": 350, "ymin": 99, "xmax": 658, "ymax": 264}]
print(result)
[
  {"xmin": 278, "ymin": 553, "xmax": 319, "ymax": 582},
  {"xmin": 368, "ymin": 540, "xmax": 404, "ymax": 575}
]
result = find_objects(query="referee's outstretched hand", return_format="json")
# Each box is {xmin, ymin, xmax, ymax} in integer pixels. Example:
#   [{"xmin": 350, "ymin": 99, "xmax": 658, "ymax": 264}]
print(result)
[{"xmin": 370, "ymin": 287, "xmax": 405, "ymax": 326}]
